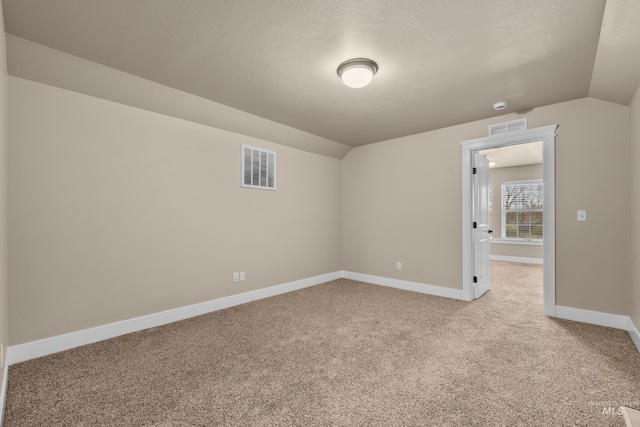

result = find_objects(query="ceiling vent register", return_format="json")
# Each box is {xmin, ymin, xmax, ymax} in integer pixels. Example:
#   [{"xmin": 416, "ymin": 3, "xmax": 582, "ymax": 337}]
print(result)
[{"xmin": 489, "ymin": 119, "xmax": 528, "ymax": 136}]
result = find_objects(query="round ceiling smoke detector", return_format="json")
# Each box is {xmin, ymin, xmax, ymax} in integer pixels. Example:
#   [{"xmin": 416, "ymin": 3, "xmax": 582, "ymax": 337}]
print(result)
[{"xmin": 493, "ymin": 101, "xmax": 508, "ymax": 111}]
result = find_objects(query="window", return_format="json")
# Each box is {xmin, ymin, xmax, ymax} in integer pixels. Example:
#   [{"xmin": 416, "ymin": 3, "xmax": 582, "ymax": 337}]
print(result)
[
  {"xmin": 242, "ymin": 145, "xmax": 276, "ymax": 190},
  {"xmin": 488, "ymin": 184, "xmax": 493, "ymax": 213},
  {"xmin": 502, "ymin": 180, "xmax": 543, "ymax": 240}
]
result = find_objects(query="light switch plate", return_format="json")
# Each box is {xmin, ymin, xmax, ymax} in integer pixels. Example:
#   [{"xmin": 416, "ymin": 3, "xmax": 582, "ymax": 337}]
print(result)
[{"xmin": 577, "ymin": 210, "xmax": 587, "ymax": 221}]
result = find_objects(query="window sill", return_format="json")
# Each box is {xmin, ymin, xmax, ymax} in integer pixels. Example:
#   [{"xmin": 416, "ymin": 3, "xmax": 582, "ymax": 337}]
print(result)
[{"xmin": 490, "ymin": 238, "xmax": 543, "ymax": 246}]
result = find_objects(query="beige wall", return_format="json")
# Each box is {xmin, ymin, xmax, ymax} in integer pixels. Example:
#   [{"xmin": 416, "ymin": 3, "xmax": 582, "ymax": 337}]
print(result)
[
  {"xmin": 489, "ymin": 163, "xmax": 544, "ymax": 260},
  {"xmin": 630, "ymin": 84, "xmax": 640, "ymax": 330},
  {"xmin": 342, "ymin": 97, "xmax": 630, "ymax": 314},
  {"xmin": 8, "ymin": 77, "xmax": 341, "ymax": 345},
  {"xmin": 0, "ymin": 6, "xmax": 9, "ymax": 385},
  {"xmin": 341, "ymin": 125, "xmax": 465, "ymax": 289},
  {"xmin": 490, "ymin": 242, "xmax": 543, "ymax": 260}
]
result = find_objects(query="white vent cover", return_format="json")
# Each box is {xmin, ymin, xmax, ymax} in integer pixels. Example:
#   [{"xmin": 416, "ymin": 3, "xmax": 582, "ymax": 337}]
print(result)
[
  {"xmin": 489, "ymin": 118, "xmax": 528, "ymax": 136},
  {"xmin": 242, "ymin": 145, "xmax": 276, "ymax": 190}
]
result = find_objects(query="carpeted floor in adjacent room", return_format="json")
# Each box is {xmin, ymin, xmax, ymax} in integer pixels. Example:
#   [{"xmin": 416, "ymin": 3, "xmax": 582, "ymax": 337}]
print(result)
[{"xmin": 4, "ymin": 261, "xmax": 640, "ymax": 426}]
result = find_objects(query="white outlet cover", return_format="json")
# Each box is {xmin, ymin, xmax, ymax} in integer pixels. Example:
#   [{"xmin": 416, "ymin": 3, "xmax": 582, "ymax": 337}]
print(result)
[{"xmin": 577, "ymin": 210, "xmax": 587, "ymax": 221}]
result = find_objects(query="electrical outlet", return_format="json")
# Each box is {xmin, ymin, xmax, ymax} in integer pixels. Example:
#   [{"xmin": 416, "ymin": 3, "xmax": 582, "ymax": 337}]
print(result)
[
  {"xmin": 233, "ymin": 272, "xmax": 239, "ymax": 282},
  {"xmin": 396, "ymin": 262, "xmax": 402, "ymax": 270},
  {"xmin": 240, "ymin": 271, "xmax": 245, "ymax": 281}
]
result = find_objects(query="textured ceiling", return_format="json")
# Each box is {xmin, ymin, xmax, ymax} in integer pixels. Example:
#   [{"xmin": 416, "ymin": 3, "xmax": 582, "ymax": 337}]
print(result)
[
  {"xmin": 2, "ymin": 0, "xmax": 639, "ymax": 148},
  {"xmin": 480, "ymin": 141, "xmax": 542, "ymax": 169}
]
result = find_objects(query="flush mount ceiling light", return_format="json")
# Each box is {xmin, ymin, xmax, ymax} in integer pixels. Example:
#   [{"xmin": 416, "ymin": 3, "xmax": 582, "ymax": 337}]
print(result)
[
  {"xmin": 493, "ymin": 101, "xmax": 508, "ymax": 111},
  {"xmin": 337, "ymin": 58, "xmax": 378, "ymax": 88}
]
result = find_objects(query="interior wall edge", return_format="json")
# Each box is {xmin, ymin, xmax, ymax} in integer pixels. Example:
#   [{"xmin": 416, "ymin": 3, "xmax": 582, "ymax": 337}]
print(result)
[
  {"xmin": 629, "ymin": 317, "xmax": 640, "ymax": 354},
  {"xmin": 0, "ymin": 4, "xmax": 10, "ymax": 425},
  {"xmin": 0, "ymin": 359, "xmax": 7, "ymax": 427},
  {"xmin": 629, "ymin": 82, "xmax": 640, "ymax": 342}
]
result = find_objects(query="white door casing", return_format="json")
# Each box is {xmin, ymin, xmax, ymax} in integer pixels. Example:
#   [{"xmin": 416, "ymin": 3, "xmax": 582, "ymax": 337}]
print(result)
[
  {"xmin": 473, "ymin": 152, "xmax": 491, "ymax": 298},
  {"xmin": 461, "ymin": 124, "xmax": 557, "ymax": 316}
]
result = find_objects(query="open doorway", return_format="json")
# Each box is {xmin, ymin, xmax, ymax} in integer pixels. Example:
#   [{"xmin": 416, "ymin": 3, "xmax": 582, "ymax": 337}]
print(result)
[
  {"xmin": 460, "ymin": 124, "xmax": 557, "ymax": 316},
  {"xmin": 480, "ymin": 142, "xmax": 544, "ymax": 265},
  {"xmin": 480, "ymin": 142, "xmax": 544, "ymax": 303}
]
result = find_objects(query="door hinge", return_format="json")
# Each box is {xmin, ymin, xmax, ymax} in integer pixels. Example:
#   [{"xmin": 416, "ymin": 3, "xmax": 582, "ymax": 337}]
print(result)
[
  {"xmin": 473, "ymin": 276, "xmax": 478, "ymax": 283},
  {"xmin": 472, "ymin": 222, "xmax": 477, "ymax": 229},
  {"xmin": 472, "ymin": 167, "xmax": 477, "ymax": 174}
]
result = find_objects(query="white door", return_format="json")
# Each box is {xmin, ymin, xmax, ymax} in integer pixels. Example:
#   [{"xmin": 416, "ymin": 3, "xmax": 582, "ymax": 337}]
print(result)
[{"xmin": 473, "ymin": 152, "xmax": 491, "ymax": 298}]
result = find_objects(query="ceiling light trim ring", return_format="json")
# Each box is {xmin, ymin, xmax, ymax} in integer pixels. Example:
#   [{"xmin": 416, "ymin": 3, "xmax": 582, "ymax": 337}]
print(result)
[
  {"xmin": 337, "ymin": 58, "xmax": 378, "ymax": 88},
  {"xmin": 336, "ymin": 58, "xmax": 379, "ymax": 77}
]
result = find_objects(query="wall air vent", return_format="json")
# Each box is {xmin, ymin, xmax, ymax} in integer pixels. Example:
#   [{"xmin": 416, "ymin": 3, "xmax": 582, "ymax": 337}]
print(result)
[
  {"xmin": 242, "ymin": 145, "xmax": 276, "ymax": 190},
  {"xmin": 488, "ymin": 118, "xmax": 528, "ymax": 136}
]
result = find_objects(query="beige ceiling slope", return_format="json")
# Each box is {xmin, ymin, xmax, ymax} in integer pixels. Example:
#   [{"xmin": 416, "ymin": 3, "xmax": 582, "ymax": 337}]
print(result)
[
  {"xmin": 589, "ymin": 0, "xmax": 640, "ymax": 106},
  {"xmin": 3, "ymin": 0, "xmax": 608, "ymax": 147},
  {"xmin": 5, "ymin": 35, "xmax": 351, "ymax": 159}
]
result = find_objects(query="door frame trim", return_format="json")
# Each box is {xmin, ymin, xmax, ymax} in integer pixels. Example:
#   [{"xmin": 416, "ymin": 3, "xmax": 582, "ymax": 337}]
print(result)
[{"xmin": 461, "ymin": 124, "xmax": 557, "ymax": 315}]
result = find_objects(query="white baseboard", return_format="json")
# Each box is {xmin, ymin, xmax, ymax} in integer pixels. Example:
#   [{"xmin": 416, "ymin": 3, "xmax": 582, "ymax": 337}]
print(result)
[
  {"xmin": 555, "ymin": 306, "xmax": 629, "ymax": 330},
  {"xmin": 0, "ymin": 357, "xmax": 8, "ymax": 427},
  {"xmin": 629, "ymin": 317, "xmax": 640, "ymax": 354},
  {"xmin": 5, "ymin": 270, "xmax": 637, "ymax": 369},
  {"xmin": 6, "ymin": 271, "xmax": 342, "ymax": 366},
  {"xmin": 552, "ymin": 307, "xmax": 640, "ymax": 354},
  {"xmin": 341, "ymin": 271, "xmax": 467, "ymax": 301},
  {"xmin": 490, "ymin": 255, "xmax": 543, "ymax": 265}
]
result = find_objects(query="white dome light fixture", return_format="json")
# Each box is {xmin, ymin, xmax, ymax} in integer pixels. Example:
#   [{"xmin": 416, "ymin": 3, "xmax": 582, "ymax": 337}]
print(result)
[{"xmin": 337, "ymin": 58, "xmax": 378, "ymax": 89}]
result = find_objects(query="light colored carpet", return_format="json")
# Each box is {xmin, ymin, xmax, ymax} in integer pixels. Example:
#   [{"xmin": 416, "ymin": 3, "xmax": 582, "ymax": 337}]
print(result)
[{"xmin": 4, "ymin": 262, "xmax": 640, "ymax": 426}]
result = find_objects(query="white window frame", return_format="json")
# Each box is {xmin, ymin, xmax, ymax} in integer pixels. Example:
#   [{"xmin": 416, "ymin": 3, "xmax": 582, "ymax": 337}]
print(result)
[
  {"xmin": 241, "ymin": 145, "xmax": 276, "ymax": 190},
  {"xmin": 501, "ymin": 179, "xmax": 543, "ymax": 242}
]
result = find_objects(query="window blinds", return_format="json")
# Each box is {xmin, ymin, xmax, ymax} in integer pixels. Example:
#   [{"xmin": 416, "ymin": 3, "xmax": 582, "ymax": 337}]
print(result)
[{"xmin": 502, "ymin": 181, "xmax": 543, "ymax": 239}]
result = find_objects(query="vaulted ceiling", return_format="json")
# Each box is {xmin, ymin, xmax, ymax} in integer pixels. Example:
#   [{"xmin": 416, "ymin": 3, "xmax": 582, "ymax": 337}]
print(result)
[{"xmin": 3, "ymin": 0, "xmax": 640, "ymax": 152}]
